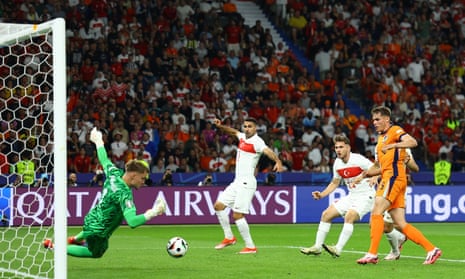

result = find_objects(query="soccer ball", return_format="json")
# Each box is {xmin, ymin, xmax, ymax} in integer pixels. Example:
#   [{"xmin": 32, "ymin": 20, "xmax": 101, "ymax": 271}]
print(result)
[{"xmin": 166, "ymin": 236, "xmax": 188, "ymax": 258}]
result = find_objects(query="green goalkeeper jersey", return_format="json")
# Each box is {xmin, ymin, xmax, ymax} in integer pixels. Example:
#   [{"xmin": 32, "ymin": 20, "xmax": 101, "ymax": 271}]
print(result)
[{"xmin": 84, "ymin": 146, "xmax": 145, "ymax": 237}]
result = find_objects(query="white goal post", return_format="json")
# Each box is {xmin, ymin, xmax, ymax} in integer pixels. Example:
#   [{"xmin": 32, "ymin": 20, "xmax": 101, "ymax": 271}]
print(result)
[{"xmin": 0, "ymin": 18, "xmax": 67, "ymax": 279}]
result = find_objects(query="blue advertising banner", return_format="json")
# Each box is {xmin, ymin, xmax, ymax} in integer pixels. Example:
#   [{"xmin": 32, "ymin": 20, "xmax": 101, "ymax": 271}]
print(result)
[
  {"xmin": 0, "ymin": 188, "xmax": 11, "ymax": 226},
  {"xmin": 296, "ymin": 186, "xmax": 465, "ymax": 223}
]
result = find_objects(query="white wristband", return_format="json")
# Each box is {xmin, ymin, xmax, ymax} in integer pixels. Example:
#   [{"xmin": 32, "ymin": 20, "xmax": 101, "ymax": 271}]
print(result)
[{"xmin": 144, "ymin": 209, "xmax": 156, "ymax": 220}]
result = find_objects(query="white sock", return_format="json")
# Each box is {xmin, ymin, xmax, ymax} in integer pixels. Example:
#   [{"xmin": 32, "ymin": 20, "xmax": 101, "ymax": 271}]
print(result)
[
  {"xmin": 335, "ymin": 223, "xmax": 353, "ymax": 253},
  {"xmin": 385, "ymin": 229, "xmax": 405, "ymax": 254},
  {"xmin": 235, "ymin": 217, "xmax": 255, "ymax": 248},
  {"xmin": 215, "ymin": 210, "xmax": 234, "ymax": 239},
  {"xmin": 315, "ymin": 221, "xmax": 331, "ymax": 249}
]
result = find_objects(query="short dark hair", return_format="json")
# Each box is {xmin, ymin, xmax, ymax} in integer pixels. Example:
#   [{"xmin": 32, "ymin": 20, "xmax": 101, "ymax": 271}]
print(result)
[{"xmin": 245, "ymin": 117, "xmax": 257, "ymax": 124}]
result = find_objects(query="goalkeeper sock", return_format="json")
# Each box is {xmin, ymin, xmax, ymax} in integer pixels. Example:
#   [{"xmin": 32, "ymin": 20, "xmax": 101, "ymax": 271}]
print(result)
[
  {"xmin": 235, "ymin": 217, "xmax": 255, "ymax": 248},
  {"xmin": 215, "ymin": 210, "xmax": 234, "ymax": 239},
  {"xmin": 67, "ymin": 245, "xmax": 93, "ymax": 258},
  {"xmin": 315, "ymin": 221, "xmax": 331, "ymax": 249},
  {"xmin": 74, "ymin": 231, "xmax": 85, "ymax": 242}
]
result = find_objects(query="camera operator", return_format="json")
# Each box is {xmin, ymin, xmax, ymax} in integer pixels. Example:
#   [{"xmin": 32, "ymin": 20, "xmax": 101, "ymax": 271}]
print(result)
[
  {"xmin": 161, "ymin": 168, "xmax": 173, "ymax": 186},
  {"xmin": 89, "ymin": 170, "xmax": 105, "ymax": 187},
  {"xmin": 198, "ymin": 173, "xmax": 213, "ymax": 186}
]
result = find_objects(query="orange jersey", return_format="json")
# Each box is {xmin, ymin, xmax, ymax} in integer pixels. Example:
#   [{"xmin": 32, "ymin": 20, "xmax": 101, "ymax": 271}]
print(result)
[{"xmin": 376, "ymin": 125, "xmax": 408, "ymax": 180}]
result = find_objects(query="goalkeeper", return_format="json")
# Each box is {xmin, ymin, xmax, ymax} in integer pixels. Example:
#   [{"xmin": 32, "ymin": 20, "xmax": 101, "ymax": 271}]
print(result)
[{"xmin": 44, "ymin": 127, "xmax": 166, "ymax": 258}]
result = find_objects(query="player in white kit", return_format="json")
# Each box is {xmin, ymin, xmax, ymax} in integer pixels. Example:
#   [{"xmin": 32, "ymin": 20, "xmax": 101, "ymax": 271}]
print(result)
[
  {"xmin": 301, "ymin": 135, "xmax": 375, "ymax": 257},
  {"xmin": 213, "ymin": 117, "xmax": 283, "ymax": 254}
]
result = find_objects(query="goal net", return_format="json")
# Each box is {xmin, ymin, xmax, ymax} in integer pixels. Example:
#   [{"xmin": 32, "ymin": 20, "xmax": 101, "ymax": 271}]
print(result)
[{"xmin": 0, "ymin": 19, "xmax": 67, "ymax": 279}]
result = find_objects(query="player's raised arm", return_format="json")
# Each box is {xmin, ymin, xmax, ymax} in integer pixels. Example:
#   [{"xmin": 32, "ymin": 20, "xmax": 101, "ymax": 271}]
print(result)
[
  {"xmin": 214, "ymin": 118, "xmax": 239, "ymax": 137},
  {"xmin": 90, "ymin": 127, "xmax": 113, "ymax": 170}
]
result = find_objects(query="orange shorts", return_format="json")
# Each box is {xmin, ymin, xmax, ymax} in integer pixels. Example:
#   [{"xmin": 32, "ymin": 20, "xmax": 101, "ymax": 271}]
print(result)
[{"xmin": 376, "ymin": 176, "xmax": 407, "ymax": 210}]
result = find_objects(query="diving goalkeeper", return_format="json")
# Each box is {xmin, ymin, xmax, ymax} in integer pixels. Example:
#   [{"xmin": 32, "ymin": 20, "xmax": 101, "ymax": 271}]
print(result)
[{"xmin": 44, "ymin": 127, "xmax": 166, "ymax": 258}]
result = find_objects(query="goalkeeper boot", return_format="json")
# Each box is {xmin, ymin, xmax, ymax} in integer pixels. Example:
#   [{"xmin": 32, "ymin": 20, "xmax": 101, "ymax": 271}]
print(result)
[
  {"xmin": 43, "ymin": 239, "xmax": 54, "ymax": 250},
  {"xmin": 300, "ymin": 245, "xmax": 322, "ymax": 255},
  {"xmin": 215, "ymin": 237, "xmax": 237, "ymax": 249},
  {"xmin": 154, "ymin": 197, "xmax": 167, "ymax": 216},
  {"xmin": 322, "ymin": 244, "xmax": 340, "ymax": 258},
  {"xmin": 68, "ymin": 236, "xmax": 86, "ymax": 246}
]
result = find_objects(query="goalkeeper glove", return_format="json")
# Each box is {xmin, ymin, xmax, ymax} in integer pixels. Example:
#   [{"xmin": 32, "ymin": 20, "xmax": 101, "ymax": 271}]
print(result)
[
  {"xmin": 144, "ymin": 198, "xmax": 167, "ymax": 220},
  {"xmin": 90, "ymin": 127, "xmax": 104, "ymax": 147}
]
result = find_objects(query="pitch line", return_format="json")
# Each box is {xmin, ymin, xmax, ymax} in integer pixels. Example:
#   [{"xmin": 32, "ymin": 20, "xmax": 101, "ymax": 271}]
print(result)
[{"xmin": 118, "ymin": 245, "xmax": 465, "ymax": 263}]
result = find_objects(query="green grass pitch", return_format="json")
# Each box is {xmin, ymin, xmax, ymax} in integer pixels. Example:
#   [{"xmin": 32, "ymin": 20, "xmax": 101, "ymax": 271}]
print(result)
[{"xmin": 65, "ymin": 223, "xmax": 464, "ymax": 279}]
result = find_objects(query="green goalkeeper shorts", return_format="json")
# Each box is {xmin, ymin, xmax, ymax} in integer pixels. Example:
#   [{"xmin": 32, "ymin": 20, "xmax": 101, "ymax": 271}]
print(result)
[{"xmin": 86, "ymin": 234, "xmax": 109, "ymax": 258}]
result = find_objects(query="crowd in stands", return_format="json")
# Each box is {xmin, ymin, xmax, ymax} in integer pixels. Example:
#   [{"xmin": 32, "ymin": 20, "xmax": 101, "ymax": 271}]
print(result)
[{"xmin": 2, "ymin": 0, "xmax": 465, "ymax": 186}]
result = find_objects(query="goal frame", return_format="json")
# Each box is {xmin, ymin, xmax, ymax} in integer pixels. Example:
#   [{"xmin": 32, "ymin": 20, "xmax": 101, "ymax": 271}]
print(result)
[{"xmin": 0, "ymin": 18, "xmax": 67, "ymax": 279}]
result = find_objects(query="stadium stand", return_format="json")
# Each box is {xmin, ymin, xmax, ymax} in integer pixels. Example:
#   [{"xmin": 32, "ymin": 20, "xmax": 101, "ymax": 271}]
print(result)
[{"xmin": 1, "ymin": 0, "xmax": 465, "ymax": 186}]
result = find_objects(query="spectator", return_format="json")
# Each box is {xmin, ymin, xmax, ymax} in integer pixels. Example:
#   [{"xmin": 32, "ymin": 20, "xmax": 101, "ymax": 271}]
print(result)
[
  {"xmin": 307, "ymin": 141, "xmax": 323, "ymax": 170},
  {"xmin": 434, "ymin": 153, "xmax": 452, "ymax": 185},
  {"xmin": 68, "ymin": 172, "xmax": 78, "ymax": 187},
  {"xmin": 160, "ymin": 168, "xmax": 173, "ymax": 186},
  {"xmin": 288, "ymin": 9, "xmax": 307, "ymax": 43},
  {"xmin": 0, "ymin": 143, "xmax": 9, "ymax": 175},
  {"xmin": 73, "ymin": 148, "xmax": 92, "ymax": 173},
  {"xmin": 110, "ymin": 133, "xmax": 128, "ymax": 169},
  {"xmin": 13, "ymin": 151, "xmax": 35, "ymax": 186}
]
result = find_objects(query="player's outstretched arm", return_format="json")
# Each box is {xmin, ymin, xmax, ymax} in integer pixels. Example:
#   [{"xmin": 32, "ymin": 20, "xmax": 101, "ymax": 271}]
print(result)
[
  {"xmin": 214, "ymin": 118, "xmax": 239, "ymax": 137},
  {"xmin": 124, "ymin": 197, "xmax": 167, "ymax": 228}
]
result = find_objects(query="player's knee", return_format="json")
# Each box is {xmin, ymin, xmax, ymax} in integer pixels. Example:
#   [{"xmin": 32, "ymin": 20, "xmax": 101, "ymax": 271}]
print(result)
[
  {"xmin": 214, "ymin": 202, "xmax": 226, "ymax": 211},
  {"xmin": 343, "ymin": 211, "xmax": 360, "ymax": 223},
  {"xmin": 383, "ymin": 222, "xmax": 394, "ymax": 233},
  {"xmin": 320, "ymin": 209, "xmax": 334, "ymax": 222},
  {"xmin": 91, "ymin": 248, "xmax": 107, "ymax": 258},
  {"xmin": 232, "ymin": 212, "xmax": 244, "ymax": 220}
]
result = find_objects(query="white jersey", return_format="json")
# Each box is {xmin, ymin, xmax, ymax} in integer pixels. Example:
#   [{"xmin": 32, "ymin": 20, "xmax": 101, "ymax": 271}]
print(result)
[
  {"xmin": 235, "ymin": 133, "xmax": 267, "ymax": 178},
  {"xmin": 333, "ymin": 153, "xmax": 374, "ymax": 194}
]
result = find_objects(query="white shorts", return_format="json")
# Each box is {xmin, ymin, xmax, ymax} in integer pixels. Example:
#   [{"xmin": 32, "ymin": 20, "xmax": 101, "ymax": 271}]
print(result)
[
  {"xmin": 217, "ymin": 177, "xmax": 257, "ymax": 214},
  {"xmin": 333, "ymin": 192, "xmax": 374, "ymax": 220}
]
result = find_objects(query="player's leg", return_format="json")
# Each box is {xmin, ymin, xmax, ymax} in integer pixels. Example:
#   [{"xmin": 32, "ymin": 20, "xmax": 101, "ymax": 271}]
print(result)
[
  {"xmin": 383, "ymin": 212, "xmax": 406, "ymax": 260},
  {"xmin": 68, "ymin": 231, "xmax": 87, "ymax": 245},
  {"xmin": 301, "ymin": 203, "xmax": 341, "ymax": 255},
  {"xmin": 214, "ymin": 184, "xmax": 236, "ymax": 249},
  {"xmin": 44, "ymin": 230, "xmax": 87, "ymax": 250},
  {"xmin": 328, "ymin": 193, "xmax": 372, "ymax": 257},
  {"xmin": 357, "ymin": 186, "xmax": 391, "ymax": 264},
  {"xmin": 67, "ymin": 245, "xmax": 93, "ymax": 257},
  {"xmin": 67, "ymin": 234, "xmax": 108, "ymax": 258},
  {"xmin": 232, "ymin": 180, "xmax": 257, "ymax": 254},
  {"xmin": 391, "ymin": 207, "xmax": 442, "ymax": 264}
]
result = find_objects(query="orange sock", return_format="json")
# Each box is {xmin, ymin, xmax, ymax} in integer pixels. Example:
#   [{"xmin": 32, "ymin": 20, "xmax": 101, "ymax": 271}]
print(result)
[
  {"xmin": 402, "ymin": 223, "xmax": 435, "ymax": 252},
  {"xmin": 368, "ymin": 214, "xmax": 384, "ymax": 255}
]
